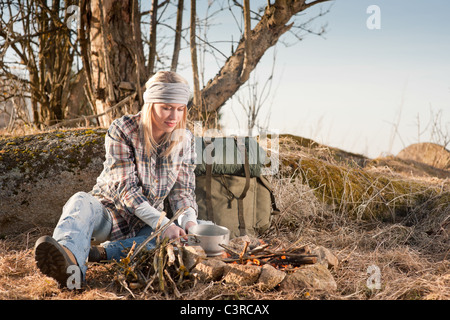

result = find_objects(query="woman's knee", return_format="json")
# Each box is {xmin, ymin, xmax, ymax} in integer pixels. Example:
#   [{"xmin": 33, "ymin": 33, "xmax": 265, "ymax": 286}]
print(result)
[
  {"xmin": 71, "ymin": 191, "xmax": 91, "ymax": 200},
  {"xmin": 62, "ymin": 192, "xmax": 94, "ymax": 216}
]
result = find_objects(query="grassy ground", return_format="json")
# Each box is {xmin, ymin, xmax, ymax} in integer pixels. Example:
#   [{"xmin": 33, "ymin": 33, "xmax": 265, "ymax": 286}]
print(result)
[{"xmin": 0, "ymin": 134, "xmax": 448, "ymax": 300}]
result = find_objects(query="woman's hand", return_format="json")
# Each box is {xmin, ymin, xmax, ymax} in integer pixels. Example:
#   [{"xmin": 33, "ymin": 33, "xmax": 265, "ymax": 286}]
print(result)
[
  {"xmin": 162, "ymin": 224, "xmax": 186, "ymax": 240},
  {"xmin": 184, "ymin": 221, "xmax": 197, "ymax": 234}
]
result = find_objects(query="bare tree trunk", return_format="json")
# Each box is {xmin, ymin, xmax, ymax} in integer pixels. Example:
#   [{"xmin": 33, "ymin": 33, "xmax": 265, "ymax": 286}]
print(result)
[
  {"xmin": 131, "ymin": 0, "xmax": 143, "ymax": 106},
  {"xmin": 148, "ymin": 0, "xmax": 158, "ymax": 76},
  {"xmin": 200, "ymin": 0, "xmax": 329, "ymax": 114},
  {"xmin": 79, "ymin": 0, "xmax": 97, "ymax": 122},
  {"xmin": 89, "ymin": 0, "xmax": 109, "ymax": 126},
  {"xmin": 36, "ymin": 0, "xmax": 74, "ymax": 127},
  {"xmin": 190, "ymin": 0, "xmax": 201, "ymax": 112},
  {"xmin": 240, "ymin": 0, "xmax": 251, "ymax": 83},
  {"xmin": 65, "ymin": 70, "xmax": 88, "ymax": 124},
  {"xmin": 171, "ymin": 0, "xmax": 184, "ymax": 72},
  {"xmin": 85, "ymin": 0, "xmax": 147, "ymax": 127}
]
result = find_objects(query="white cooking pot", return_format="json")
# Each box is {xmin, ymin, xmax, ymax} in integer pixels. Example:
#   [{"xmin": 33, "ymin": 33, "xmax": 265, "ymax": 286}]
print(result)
[{"xmin": 187, "ymin": 224, "xmax": 230, "ymax": 256}]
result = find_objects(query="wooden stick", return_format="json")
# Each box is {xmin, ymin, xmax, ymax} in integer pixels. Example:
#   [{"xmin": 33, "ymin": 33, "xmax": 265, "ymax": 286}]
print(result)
[
  {"xmin": 117, "ymin": 274, "xmax": 136, "ymax": 299},
  {"xmin": 268, "ymin": 254, "xmax": 317, "ymax": 265},
  {"xmin": 164, "ymin": 269, "xmax": 181, "ymax": 299},
  {"xmin": 158, "ymin": 242, "xmax": 166, "ymax": 292},
  {"xmin": 286, "ymin": 244, "xmax": 311, "ymax": 255},
  {"xmin": 265, "ymin": 251, "xmax": 317, "ymax": 259},
  {"xmin": 248, "ymin": 244, "xmax": 270, "ymax": 255},
  {"xmin": 131, "ymin": 206, "xmax": 188, "ymax": 261},
  {"xmin": 239, "ymin": 241, "xmax": 250, "ymax": 264},
  {"xmin": 166, "ymin": 244, "xmax": 176, "ymax": 266},
  {"xmin": 48, "ymin": 93, "xmax": 136, "ymax": 129},
  {"xmin": 219, "ymin": 243, "xmax": 241, "ymax": 257},
  {"xmin": 174, "ymin": 242, "xmax": 186, "ymax": 286},
  {"xmin": 155, "ymin": 211, "xmax": 167, "ymax": 245},
  {"xmin": 221, "ymin": 252, "xmax": 318, "ymax": 264}
]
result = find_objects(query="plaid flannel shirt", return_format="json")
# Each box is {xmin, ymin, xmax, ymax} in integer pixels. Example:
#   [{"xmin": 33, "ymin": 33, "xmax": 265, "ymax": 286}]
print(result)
[{"xmin": 90, "ymin": 112, "xmax": 198, "ymax": 241}]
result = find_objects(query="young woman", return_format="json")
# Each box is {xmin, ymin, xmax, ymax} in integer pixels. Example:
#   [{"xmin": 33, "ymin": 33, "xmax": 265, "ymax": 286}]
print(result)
[{"xmin": 34, "ymin": 71, "xmax": 199, "ymax": 287}]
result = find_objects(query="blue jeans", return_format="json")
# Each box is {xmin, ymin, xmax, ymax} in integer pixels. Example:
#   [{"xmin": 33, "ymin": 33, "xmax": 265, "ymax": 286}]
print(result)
[
  {"xmin": 53, "ymin": 192, "xmax": 158, "ymax": 278},
  {"xmin": 101, "ymin": 225, "xmax": 158, "ymax": 261}
]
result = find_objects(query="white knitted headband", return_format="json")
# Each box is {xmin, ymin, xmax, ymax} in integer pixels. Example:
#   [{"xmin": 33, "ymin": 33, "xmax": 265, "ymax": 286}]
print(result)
[{"xmin": 143, "ymin": 82, "xmax": 190, "ymax": 106}]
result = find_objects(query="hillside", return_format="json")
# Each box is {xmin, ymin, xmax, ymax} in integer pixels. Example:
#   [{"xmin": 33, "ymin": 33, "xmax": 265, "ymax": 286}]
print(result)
[{"xmin": 0, "ymin": 129, "xmax": 449, "ymax": 300}]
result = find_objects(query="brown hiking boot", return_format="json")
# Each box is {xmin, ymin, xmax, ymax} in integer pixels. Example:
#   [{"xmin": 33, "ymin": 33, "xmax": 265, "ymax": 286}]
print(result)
[
  {"xmin": 88, "ymin": 245, "xmax": 107, "ymax": 262},
  {"xmin": 34, "ymin": 235, "xmax": 79, "ymax": 288}
]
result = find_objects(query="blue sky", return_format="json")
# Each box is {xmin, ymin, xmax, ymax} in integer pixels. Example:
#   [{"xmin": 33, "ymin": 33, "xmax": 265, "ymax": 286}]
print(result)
[{"xmin": 182, "ymin": 0, "xmax": 450, "ymax": 158}]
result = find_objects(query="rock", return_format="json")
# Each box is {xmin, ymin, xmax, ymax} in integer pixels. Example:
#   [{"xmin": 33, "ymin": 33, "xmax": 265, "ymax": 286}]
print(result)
[
  {"xmin": 0, "ymin": 129, "xmax": 106, "ymax": 235},
  {"xmin": 228, "ymin": 235, "xmax": 261, "ymax": 251},
  {"xmin": 223, "ymin": 264, "xmax": 261, "ymax": 286},
  {"xmin": 397, "ymin": 143, "xmax": 450, "ymax": 171},
  {"xmin": 182, "ymin": 246, "xmax": 207, "ymax": 270},
  {"xmin": 257, "ymin": 264, "xmax": 286, "ymax": 291},
  {"xmin": 279, "ymin": 264, "xmax": 337, "ymax": 292},
  {"xmin": 312, "ymin": 246, "xmax": 339, "ymax": 269},
  {"xmin": 191, "ymin": 259, "xmax": 227, "ymax": 282}
]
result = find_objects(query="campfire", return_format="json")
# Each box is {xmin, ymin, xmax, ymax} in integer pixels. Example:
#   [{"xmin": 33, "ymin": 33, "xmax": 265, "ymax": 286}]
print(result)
[
  {"xmin": 218, "ymin": 238, "xmax": 318, "ymax": 272},
  {"xmin": 111, "ymin": 228, "xmax": 322, "ymax": 298}
]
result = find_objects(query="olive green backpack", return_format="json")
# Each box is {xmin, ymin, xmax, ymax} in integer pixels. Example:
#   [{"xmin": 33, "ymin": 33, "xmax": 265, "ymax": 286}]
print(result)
[{"xmin": 194, "ymin": 136, "xmax": 280, "ymax": 239}]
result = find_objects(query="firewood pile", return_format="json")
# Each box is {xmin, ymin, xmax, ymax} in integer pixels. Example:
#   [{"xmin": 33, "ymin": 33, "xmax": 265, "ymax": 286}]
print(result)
[
  {"xmin": 111, "ymin": 209, "xmax": 196, "ymax": 298},
  {"xmin": 218, "ymin": 236, "xmax": 318, "ymax": 272},
  {"xmin": 112, "ymin": 237, "xmax": 192, "ymax": 298}
]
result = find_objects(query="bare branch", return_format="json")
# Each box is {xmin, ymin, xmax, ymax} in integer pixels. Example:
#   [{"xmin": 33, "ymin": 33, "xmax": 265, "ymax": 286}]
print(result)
[
  {"xmin": 239, "ymin": 0, "xmax": 252, "ymax": 83},
  {"xmin": 170, "ymin": 0, "xmax": 184, "ymax": 72},
  {"xmin": 200, "ymin": 0, "xmax": 331, "ymax": 114},
  {"xmin": 148, "ymin": 0, "xmax": 158, "ymax": 75},
  {"xmin": 190, "ymin": 0, "xmax": 201, "ymax": 111}
]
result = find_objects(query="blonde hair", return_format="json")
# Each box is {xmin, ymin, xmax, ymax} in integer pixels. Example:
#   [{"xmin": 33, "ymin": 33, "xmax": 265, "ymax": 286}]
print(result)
[{"xmin": 140, "ymin": 71, "xmax": 189, "ymax": 157}]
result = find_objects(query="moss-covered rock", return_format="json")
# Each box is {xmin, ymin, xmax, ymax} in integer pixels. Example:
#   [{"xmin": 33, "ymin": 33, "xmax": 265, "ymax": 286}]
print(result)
[
  {"xmin": 0, "ymin": 128, "xmax": 106, "ymax": 236},
  {"xmin": 278, "ymin": 135, "xmax": 450, "ymax": 222}
]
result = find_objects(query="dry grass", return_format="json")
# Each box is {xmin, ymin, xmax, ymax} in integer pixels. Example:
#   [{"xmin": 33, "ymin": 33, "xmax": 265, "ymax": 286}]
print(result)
[
  {"xmin": 265, "ymin": 136, "xmax": 449, "ymax": 300},
  {"xmin": 0, "ymin": 135, "xmax": 449, "ymax": 300},
  {"xmin": 265, "ymin": 174, "xmax": 449, "ymax": 300}
]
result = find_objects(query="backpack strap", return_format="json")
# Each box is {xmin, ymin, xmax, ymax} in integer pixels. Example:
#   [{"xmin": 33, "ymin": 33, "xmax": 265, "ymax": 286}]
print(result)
[
  {"xmin": 258, "ymin": 175, "xmax": 281, "ymax": 216},
  {"xmin": 205, "ymin": 139, "xmax": 214, "ymax": 221},
  {"xmin": 235, "ymin": 137, "xmax": 251, "ymax": 236},
  {"xmin": 203, "ymin": 137, "xmax": 251, "ymax": 236}
]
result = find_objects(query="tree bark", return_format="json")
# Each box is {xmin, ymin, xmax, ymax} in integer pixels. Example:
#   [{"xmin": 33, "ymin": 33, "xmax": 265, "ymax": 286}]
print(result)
[
  {"xmin": 240, "ymin": 0, "xmax": 251, "ymax": 83},
  {"xmin": 170, "ymin": 0, "xmax": 184, "ymax": 72},
  {"xmin": 86, "ymin": 0, "xmax": 147, "ymax": 127},
  {"xmin": 79, "ymin": 0, "xmax": 97, "ymax": 121},
  {"xmin": 190, "ymin": 0, "xmax": 201, "ymax": 112},
  {"xmin": 148, "ymin": 0, "xmax": 158, "ymax": 76},
  {"xmin": 65, "ymin": 69, "xmax": 88, "ymax": 125}
]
